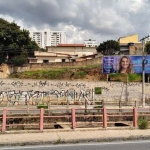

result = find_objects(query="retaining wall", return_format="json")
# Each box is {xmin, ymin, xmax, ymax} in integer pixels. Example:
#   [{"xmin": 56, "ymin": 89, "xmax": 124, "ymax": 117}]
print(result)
[{"xmin": 0, "ymin": 79, "xmax": 149, "ymax": 106}]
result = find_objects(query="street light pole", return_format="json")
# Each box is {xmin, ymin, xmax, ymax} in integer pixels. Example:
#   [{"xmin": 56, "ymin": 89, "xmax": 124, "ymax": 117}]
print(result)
[
  {"xmin": 142, "ymin": 39, "xmax": 145, "ymax": 107},
  {"xmin": 140, "ymin": 35, "xmax": 150, "ymax": 107}
]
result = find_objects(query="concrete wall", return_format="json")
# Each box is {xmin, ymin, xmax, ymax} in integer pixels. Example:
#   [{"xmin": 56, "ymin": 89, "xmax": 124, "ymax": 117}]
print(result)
[
  {"xmin": 0, "ymin": 64, "xmax": 13, "ymax": 78},
  {"xmin": 134, "ymin": 43, "xmax": 143, "ymax": 55},
  {"xmin": 0, "ymin": 79, "xmax": 149, "ymax": 106}
]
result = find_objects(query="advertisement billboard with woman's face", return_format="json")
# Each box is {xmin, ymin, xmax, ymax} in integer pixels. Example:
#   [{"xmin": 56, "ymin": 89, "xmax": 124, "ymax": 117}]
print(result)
[{"xmin": 102, "ymin": 55, "xmax": 150, "ymax": 74}]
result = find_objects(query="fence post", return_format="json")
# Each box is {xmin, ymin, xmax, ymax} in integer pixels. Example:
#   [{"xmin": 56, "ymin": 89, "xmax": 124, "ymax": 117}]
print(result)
[
  {"xmin": 133, "ymin": 107, "xmax": 138, "ymax": 128},
  {"xmin": 40, "ymin": 108, "xmax": 44, "ymax": 131},
  {"xmin": 103, "ymin": 107, "xmax": 107, "ymax": 128},
  {"xmin": 2, "ymin": 108, "xmax": 7, "ymax": 133},
  {"xmin": 72, "ymin": 108, "xmax": 76, "ymax": 129},
  {"xmin": 135, "ymin": 101, "xmax": 137, "ymax": 107}
]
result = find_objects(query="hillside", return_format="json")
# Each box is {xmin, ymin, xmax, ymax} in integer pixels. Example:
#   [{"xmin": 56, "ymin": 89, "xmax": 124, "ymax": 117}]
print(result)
[
  {"xmin": 8, "ymin": 65, "xmax": 142, "ymax": 82},
  {"xmin": 8, "ymin": 57, "xmax": 142, "ymax": 82},
  {"xmin": 8, "ymin": 65, "xmax": 108, "ymax": 81}
]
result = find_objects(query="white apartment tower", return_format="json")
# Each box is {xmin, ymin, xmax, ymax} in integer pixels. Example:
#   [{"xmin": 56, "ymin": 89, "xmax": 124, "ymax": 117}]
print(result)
[{"xmin": 29, "ymin": 29, "xmax": 66, "ymax": 48}]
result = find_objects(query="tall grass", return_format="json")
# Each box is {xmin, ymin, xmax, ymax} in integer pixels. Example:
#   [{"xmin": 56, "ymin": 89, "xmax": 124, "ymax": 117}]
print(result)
[
  {"xmin": 138, "ymin": 117, "xmax": 149, "ymax": 129},
  {"xmin": 128, "ymin": 74, "xmax": 141, "ymax": 82},
  {"xmin": 109, "ymin": 73, "xmax": 141, "ymax": 82},
  {"xmin": 74, "ymin": 71, "xmax": 87, "ymax": 79}
]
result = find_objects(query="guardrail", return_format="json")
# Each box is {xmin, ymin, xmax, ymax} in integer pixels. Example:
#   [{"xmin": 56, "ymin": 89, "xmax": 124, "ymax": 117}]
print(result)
[{"xmin": 0, "ymin": 107, "xmax": 150, "ymax": 133}]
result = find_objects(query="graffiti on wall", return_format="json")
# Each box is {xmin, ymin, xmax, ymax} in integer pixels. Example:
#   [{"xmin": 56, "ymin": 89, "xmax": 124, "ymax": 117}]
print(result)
[
  {"xmin": 0, "ymin": 79, "xmax": 150, "ymax": 106},
  {"xmin": 6, "ymin": 81, "xmax": 87, "ymax": 89},
  {"xmin": 0, "ymin": 89, "xmax": 93, "ymax": 105}
]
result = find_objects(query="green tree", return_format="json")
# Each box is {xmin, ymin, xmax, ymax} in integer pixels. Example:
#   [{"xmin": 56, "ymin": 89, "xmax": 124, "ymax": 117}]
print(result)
[
  {"xmin": 0, "ymin": 18, "xmax": 39, "ymax": 65},
  {"xmin": 96, "ymin": 40, "xmax": 120, "ymax": 55},
  {"xmin": 145, "ymin": 41, "xmax": 150, "ymax": 54}
]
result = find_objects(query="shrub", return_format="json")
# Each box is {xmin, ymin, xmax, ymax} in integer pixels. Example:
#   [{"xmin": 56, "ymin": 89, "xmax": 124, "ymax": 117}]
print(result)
[
  {"xmin": 109, "ymin": 73, "xmax": 141, "ymax": 82},
  {"xmin": 94, "ymin": 105, "xmax": 103, "ymax": 108},
  {"xmin": 138, "ymin": 117, "xmax": 149, "ymax": 129},
  {"xmin": 95, "ymin": 101, "xmax": 102, "ymax": 105},
  {"xmin": 95, "ymin": 87, "xmax": 102, "ymax": 94},
  {"xmin": 128, "ymin": 74, "xmax": 141, "ymax": 82},
  {"xmin": 37, "ymin": 104, "xmax": 48, "ymax": 109}
]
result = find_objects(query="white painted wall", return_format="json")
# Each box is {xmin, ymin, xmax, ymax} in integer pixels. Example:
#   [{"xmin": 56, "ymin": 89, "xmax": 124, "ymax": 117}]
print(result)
[{"xmin": 0, "ymin": 79, "xmax": 148, "ymax": 106}]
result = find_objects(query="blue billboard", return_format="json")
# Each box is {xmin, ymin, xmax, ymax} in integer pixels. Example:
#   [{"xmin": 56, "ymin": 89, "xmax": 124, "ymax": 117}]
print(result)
[{"xmin": 102, "ymin": 55, "xmax": 150, "ymax": 74}]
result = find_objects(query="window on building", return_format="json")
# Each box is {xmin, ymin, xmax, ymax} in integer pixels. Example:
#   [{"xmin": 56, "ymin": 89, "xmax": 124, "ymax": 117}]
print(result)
[
  {"xmin": 62, "ymin": 59, "xmax": 66, "ymax": 62},
  {"xmin": 43, "ymin": 60, "xmax": 49, "ymax": 63}
]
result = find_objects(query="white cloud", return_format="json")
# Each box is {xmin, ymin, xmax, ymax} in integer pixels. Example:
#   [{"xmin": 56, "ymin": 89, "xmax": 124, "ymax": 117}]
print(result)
[{"xmin": 0, "ymin": 0, "xmax": 150, "ymax": 44}]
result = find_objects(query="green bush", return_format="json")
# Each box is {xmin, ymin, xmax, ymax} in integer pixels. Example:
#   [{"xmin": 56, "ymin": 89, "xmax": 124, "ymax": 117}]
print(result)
[
  {"xmin": 37, "ymin": 105, "xmax": 48, "ymax": 109},
  {"xmin": 95, "ymin": 101, "xmax": 103, "ymax": 105},
  {"xmin": 94, "ymin": 105, "xmax": 103, "ymax": 108},
  {"xmin": 95, "ymin": 87, "xmax": 102, "ymax": 94},
  {"xmin": 128, "ymin": 74, "xmax": 141, "ymax": 82},
  {"xmin": 138, "ymin": 117, "xmax": 149, "ymax": 129},
  {"xmin": 109, "ymin": 73, "xmax": 142, "ymax": 82}
]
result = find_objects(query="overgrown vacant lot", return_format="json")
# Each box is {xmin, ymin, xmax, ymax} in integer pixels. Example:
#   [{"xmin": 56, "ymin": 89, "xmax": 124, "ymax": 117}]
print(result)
[
  {"xmin": 9, "ymin": 64, "xmax": 142, "ymax": 82},
  {"xmin": 9, "ymin": 64, "xmax": 107, "ymax": 81}
]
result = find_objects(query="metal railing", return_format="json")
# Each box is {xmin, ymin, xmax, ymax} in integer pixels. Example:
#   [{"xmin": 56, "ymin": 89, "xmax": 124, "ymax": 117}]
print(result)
[{"xmin": 0, "ymin": 107, "xmax": 150, "ymax": 133}]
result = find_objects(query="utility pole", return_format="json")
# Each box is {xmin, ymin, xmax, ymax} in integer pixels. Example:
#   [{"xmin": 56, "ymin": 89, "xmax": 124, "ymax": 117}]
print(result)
[
  {"xmin": 140, "ymin": 35, "xmax": 150, "ymax": 107},
  {"xmin": 142, "ymin": 39, "xmax": 145, "ymax": 107}
]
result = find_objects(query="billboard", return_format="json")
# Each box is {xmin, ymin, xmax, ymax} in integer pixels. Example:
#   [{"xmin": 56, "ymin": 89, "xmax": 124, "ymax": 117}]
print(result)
[{"xmin": 102, "ymin": 55, "xmax": 150, "ymax": 74}]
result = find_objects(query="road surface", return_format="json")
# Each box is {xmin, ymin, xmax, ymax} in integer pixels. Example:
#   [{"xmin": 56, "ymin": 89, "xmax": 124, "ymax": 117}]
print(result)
[{"xmin": 1, "ymin": 140, "xmax": 150, "ymax": 150}]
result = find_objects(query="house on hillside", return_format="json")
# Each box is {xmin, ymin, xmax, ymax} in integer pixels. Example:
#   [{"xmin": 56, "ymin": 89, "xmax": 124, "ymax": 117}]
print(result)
[
  {"xmin": 118, "ymin": 34, "xmax": 144, "ymax": 55},
  {"xmin": 118, "ymin": 34, "xmax": 138, "ymax": 44},
  {"xmin": 28, "ymin": 44, "xmax": 98, "ymax": 63},
  {"xmin": 84, "ymin": 39, "xmax": 98, "ymax": 47}
]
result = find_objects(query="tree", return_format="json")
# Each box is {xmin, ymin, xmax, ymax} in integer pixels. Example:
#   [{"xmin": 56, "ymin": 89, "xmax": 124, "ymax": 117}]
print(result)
[
  {"xmin": 0, "ymin": 18, "xmax": 39, "ymax": 65},
  {"xmin": 145, "ymin": 41, "xmax": 150, "ymax": 54},
  {"xmin": 96, "ymin": 40, "xmax": 120, "ymax": 55}
]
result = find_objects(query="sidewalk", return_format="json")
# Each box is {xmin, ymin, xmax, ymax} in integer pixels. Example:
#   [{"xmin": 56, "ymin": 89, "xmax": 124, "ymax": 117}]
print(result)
[{"xmin": 1, "ymin": 128, "xmax": 150, "ymax": 146}]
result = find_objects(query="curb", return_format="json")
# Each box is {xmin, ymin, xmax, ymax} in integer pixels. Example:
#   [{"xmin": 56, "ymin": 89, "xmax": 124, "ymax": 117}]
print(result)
[
  {"xmin": 0, "ymin": 127, "xmax": 133, "ymax": 134},
  {"xmin": 1, "ymin": 135, "xmax": 150, "ymax": 147}
]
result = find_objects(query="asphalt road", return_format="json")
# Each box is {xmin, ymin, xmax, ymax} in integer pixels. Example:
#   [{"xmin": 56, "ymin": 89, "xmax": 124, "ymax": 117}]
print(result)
[{"xmin": 1, "ymin": 140, "xmax": 150, "ymax": 150}]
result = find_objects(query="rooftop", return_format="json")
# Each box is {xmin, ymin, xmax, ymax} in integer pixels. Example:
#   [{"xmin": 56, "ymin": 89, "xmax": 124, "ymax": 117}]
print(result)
[{"xmin": 57, "ymin": 44, "xmax": 85, "ymax": 47}]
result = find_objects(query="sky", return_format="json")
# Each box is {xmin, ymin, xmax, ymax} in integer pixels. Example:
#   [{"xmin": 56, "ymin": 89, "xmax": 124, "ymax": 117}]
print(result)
[{"xmin": 0, "ymin": 0, "xmax": 150, "ymax": 45}]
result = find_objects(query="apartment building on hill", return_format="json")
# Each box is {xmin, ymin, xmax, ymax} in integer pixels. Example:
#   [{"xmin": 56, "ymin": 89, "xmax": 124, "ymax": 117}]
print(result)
[{"xmin": 29, "ymin": 29, "xmax": 66, "ymax": 48}]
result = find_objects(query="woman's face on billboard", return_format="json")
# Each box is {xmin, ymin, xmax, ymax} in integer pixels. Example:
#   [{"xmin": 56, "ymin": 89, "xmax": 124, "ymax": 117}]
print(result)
[{"xmin": 121, "ymin": 57, "xmax": 129, "ymax": 69}]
